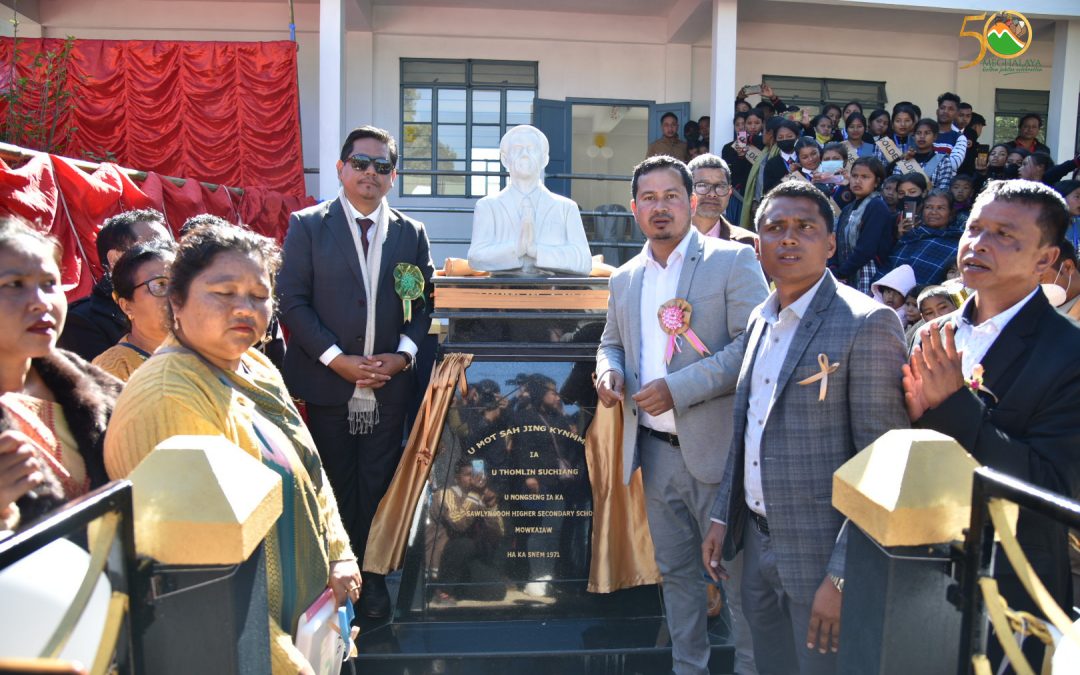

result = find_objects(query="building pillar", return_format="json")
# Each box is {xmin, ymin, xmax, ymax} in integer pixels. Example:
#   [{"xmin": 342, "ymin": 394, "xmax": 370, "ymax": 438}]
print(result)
[
  {"xmin": 709, "ymin": 0, "xmax": 738, "ymax": 154},
  {"xmin": 1048, "ymin": 20, "xmax": 1080, "ymax": 162},
  {"xmin": 319, "ymin": 0, "xmax": 345, "ymax": 200}
]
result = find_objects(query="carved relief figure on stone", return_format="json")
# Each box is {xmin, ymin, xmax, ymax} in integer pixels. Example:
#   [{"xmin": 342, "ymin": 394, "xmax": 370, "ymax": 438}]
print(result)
[{"xmin": 467, "ymin": 125, "xmax": 593, "ymax": 276}]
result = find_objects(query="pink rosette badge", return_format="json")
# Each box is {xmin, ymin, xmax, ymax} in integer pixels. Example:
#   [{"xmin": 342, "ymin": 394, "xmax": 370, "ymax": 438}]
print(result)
[{"xmin": 657, "ymin": 298, "xmax": 710, "ymax": 365}]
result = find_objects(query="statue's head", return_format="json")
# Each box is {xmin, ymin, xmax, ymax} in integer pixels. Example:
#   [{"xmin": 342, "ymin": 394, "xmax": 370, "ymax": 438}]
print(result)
[{"xmin": 500, "ymin": 125, "xmax": 549, "ymax": 182}]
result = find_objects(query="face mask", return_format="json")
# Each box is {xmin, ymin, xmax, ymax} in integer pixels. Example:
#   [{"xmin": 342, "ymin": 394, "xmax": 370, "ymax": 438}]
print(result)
[
  {"xmin": 777, "ymin": 139, "xmax": 797, "ymax": 153},
  {"xmin": 1041, "ymin": 267, "xmax": 1071, "ymax": 307}
]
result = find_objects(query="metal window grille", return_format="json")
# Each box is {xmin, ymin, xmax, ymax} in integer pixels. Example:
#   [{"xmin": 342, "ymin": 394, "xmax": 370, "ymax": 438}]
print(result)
[
  {"xmin": 400, "ymin": 59, "xmax": 538, "ymax": 198},
  {"xmin": 761, "ymin": 75, "xmax": 887, "ymax": 116},
  {"xmin": 993, "ymin": 88, "xmax": 1050, "ymax": 146}
]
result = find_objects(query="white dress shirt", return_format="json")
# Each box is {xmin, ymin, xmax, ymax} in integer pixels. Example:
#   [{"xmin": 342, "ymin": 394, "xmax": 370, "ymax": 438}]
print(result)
[
  {"xmin": 953, "ymin": 288, "xmax": 1038, "ymax": 380},
  {"xmin": 743, "ymin": 272, "xmax": 829, "ymax": 517},
  {"xmin": 318, "ymin": 192, "xmax": 418, "ymax": 366},
  {"xmin": 638, "ymin": 230, "xmax": 693, "ymax": 434}
]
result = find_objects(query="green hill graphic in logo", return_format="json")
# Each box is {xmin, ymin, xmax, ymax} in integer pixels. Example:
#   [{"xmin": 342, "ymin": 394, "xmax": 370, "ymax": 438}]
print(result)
[{"xmin": 987, "ymin": 22, "xmax": 1024, "ymax": 57}]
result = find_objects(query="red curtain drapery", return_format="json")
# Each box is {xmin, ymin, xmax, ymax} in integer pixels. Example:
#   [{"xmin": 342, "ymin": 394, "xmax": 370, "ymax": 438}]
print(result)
[
  {"xmin": 0, "ymin": 154, "xmax": 314, "ymax": 301},
  {"xmin": 0, "ymin": 37, "xmax": 308, "ymax": 198}
]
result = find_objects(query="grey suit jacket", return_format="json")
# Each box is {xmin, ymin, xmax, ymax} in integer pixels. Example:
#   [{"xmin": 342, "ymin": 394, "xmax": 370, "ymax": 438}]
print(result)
[
  {"xmin": 595, "ymin": 228, "xmax": 769, "ymax": 486},
  {"xmin": 712, "ymin": 271, "xmax": 909, "ymax": 603},
  {"xmin": 276, "ymin": 198, "xmax": 435, "ymax": 407}
]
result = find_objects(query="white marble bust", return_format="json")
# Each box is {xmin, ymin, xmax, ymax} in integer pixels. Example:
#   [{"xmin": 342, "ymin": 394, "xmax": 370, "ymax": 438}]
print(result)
[{"xmin": 467, "ymin": 125, "xmax": 592, "ymax": 276}]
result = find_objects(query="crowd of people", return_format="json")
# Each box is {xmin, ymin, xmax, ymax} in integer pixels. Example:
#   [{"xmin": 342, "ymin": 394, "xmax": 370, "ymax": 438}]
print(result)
[
  {"xmin": 610, "ymin": 86, "xmax": 1080, "ymax": 675},
  {"xmin": 0, "ymin": 125, "xmax": 431, "ymax": 675},
  {"xmin": 654, "ymin": 86, "xmax": 1080, "ymax": 320},
  {"xmin": 1, "ymin": 98, "xmax": 1078, "ymax": 675}
]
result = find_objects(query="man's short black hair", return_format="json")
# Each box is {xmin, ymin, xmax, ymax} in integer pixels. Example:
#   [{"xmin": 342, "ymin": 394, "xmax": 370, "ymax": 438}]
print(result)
[
  {"xmin": 96, "ymin": 208, "xmax": 166, "ymax": 271},
  {"xmin": 1053, "ymin": 238, "xmax": 1077, "ymax": 271},
  {"xmin": 937, "ymin": 92, "xmax": 961, "ymax": 107},
  {"xmin": 734, "ymin": 111, "xmax": 748, "ymax": 123},
  {"xmin": 757, "ymin": 100, "xmax": 776, "ymax": 114},
  {"xmin": 661, "ymin": 112, "xmax": 678, "ymax": 125},
  {"xmin": 970, "ymin": 113, "xmax": 987, "ymax": 127},
  {"xmin": 1018, "ymin": 113, "xmax": 1043, "ymax": 129},
  {"xmin": 687, "ymin": 153, "xmax": 731, "ymax": 183},
  {"xmin": 339, "ymin": 125, "xmax": 398, "ymax": 166},
  {"xmin": 958, "ymin": 102, "xmax": 973, "ymax": 112},
  {"xmin": 631, "ymin": 155, "xmax": 693, "ymax": 201},
  {"xmin": 952, "ymin": 174, "xmax": 975, "ymax": 186},
  {"xmin": 756, "ymin": 182, "xmax": 835, "ymax": 233},
  {"xmin": 698, "ymin": 115, "xmax": 710, "ymax": 125},
  {"xmin": 974, "ymin": 179, "xmax": 1069, "ymax": 246}
]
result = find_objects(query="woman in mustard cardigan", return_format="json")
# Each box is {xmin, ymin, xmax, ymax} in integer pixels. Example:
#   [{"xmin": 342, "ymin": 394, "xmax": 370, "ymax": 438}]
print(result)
[{"xmin": 104, "ymin": 223, "xmax": 360, "ymax": 675}]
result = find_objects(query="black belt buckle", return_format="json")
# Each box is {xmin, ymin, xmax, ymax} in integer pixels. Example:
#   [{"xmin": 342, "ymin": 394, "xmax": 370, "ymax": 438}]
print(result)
[
  {"xmin": 641, "ymin": 425, "xmax": 680, "ymax": 447},
  {"xmin": 749, "ymin": 511, "xmax": 769, "ymax": 536}
]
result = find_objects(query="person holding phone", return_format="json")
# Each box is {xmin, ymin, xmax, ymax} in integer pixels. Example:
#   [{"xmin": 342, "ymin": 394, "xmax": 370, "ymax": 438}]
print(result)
[
  {"xmin": 830, "ymin": 156, "xmax": 893, "ymax": 294},
  {"xmin": 721, "ymin": 112, "xmax": 754, "ymax": 199},
  {"xmin": 894, "ymin": 172, "xmax": 929, "ymax": 238},
  {"xmin": 889, "ymin": 189, "xmax": 964, "ymax": 285}
]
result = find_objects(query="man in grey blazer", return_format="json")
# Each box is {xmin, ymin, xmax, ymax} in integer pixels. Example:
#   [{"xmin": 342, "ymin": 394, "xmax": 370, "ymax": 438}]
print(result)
[
  {"xmin": 278, "ymin": 125, "xmax": 434, "ymax": 618},
  {"xmin": 702, "ymin": 181, "xmax": 908, "ymax": 674},
  {"xmin": 596, "ymin": 155, "xmax": 768, "ymax": 675}
]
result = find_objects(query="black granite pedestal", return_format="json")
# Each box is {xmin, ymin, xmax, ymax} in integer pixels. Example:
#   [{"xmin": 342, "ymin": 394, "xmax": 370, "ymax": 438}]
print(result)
[{"xmin": 354, "ymin": 277, "xmax": 735, "ymax": 674}]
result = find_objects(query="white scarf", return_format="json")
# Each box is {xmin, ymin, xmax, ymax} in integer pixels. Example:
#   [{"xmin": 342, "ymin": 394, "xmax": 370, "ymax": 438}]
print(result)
[{"xmin": 340, "ymin": 191, "xmax": 389, "ymax": 434}]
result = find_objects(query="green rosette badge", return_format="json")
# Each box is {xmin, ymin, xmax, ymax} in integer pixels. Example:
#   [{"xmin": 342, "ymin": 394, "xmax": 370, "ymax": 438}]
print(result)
[{"xmin": 394, "ymin": 262, "xmax": 425, "ymax": 323}]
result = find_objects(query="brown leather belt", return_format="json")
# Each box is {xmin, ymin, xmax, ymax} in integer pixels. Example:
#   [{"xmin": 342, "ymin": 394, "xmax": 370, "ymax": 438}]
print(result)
[{"xmin": 639, "ymin": 425, "xmax": 680, "ymax": 448}]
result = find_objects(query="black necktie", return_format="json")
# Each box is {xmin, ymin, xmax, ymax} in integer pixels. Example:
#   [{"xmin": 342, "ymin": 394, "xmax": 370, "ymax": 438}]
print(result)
[{"xmin": 356, "ymin": 217, "xmax": 373, "ymax": 258}]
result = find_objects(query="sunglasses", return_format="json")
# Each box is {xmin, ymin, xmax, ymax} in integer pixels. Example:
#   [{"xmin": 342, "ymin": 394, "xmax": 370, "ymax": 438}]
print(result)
[
  {"xmin": 134, "ymin": 276, "xmax": 169, "ymax": 298},
  {"xmin": 347, "ymin": 154, "xmax": 395, "ymax": 175}
]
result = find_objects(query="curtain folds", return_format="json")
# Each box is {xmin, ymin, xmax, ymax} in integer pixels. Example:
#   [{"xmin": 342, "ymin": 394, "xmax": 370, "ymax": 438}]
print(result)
[
  {"xmin": 0, "ymin": 155, "xmax": 314, "ymax": 301},
  {"xmin": 0, "ymin": 37, "xmax": 307, "ymax": 198}
]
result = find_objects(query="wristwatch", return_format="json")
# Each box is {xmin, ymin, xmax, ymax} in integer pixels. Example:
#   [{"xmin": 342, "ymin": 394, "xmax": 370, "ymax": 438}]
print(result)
[
  {"xmin": 828, "ymin": 573, "xmax": 845, "ymax": 594},
  {"xmin": 396, "ymin": 350, "xmax": 414, "ymax": 372}
]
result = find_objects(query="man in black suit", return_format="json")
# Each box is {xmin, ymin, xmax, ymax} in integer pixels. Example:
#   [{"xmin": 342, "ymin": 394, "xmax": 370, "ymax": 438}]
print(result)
[
  {"xmin": 278, "ymin": 125, "xmax": 434, "ymax": 618},
  {"xmin": 904, "ymin": 179, "xmax": 1080, "ymax": 666}
]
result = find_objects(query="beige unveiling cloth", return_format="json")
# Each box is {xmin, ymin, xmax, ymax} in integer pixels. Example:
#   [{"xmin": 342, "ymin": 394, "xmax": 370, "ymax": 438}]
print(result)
[
  {"xmin": 585, "ymin": 401, "xmax": 661, "ymax": 593},
  {"xmin": 363, "ymin": 352, "xmax": 473, "ymax": 574}
]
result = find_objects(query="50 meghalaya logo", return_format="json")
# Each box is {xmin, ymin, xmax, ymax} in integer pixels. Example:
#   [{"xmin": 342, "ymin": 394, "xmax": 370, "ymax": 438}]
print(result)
[{"xmin": 959, "ymin": 10, "xmax": 1033, "ymax": 69}]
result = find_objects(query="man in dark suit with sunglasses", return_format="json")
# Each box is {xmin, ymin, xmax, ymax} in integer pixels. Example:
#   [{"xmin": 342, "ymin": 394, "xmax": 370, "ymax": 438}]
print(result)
[{"xmin": 278, "ymin": 125, "xmax": 435, "ymax": 618}]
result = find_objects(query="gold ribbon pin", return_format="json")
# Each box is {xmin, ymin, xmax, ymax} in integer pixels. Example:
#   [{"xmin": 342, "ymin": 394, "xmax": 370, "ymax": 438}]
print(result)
[{"xmin": 797, "ymin": 353, "xmax": 839, "ymax": 402}]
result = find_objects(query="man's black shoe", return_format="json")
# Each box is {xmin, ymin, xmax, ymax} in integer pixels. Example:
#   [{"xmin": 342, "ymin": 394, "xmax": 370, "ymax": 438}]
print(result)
[{"xmin": 359, "ymin": 573, "xmax": 391, "ymax": 619}]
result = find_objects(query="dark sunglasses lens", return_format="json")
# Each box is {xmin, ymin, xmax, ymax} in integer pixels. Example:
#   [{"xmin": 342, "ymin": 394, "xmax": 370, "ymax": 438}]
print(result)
[{"xmin": 349, "ymin": 155, "xmax": 394, "ymax": 175}]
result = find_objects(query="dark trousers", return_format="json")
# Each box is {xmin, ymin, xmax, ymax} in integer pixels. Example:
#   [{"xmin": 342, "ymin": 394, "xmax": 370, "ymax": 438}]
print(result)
[{"xmin": 305, "ymin": 400, "xmax": 408, "ymax": 565}]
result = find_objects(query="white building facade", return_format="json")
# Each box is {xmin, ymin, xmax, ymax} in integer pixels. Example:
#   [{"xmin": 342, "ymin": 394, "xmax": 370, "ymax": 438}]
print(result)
[{"xmin": 5, "ymin": 0, "xmax": 1079, "ymax": 261}]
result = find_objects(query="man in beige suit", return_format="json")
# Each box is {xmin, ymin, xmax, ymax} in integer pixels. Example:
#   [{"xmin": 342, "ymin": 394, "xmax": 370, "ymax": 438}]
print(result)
[{"xmin": 596, "ymin": 155, "xmax": 768, "ymax": 675}]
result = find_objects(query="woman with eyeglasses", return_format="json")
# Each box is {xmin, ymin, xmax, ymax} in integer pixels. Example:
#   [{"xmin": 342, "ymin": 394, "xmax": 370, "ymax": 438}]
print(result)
[
  {"xmin": 0, "ymin": 217, "xmax": 120, "ymax": 531},
  {"xmin": 92, "ymin": 240, "xmax": 177, "ymax": 382}
]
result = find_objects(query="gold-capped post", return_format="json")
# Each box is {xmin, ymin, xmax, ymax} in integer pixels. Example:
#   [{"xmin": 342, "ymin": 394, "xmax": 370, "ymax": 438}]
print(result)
[
  {"xmin": 128, "ymin": 436, "xmax": 283, "ymax": 565},
  {"xmin": 834, "ymin": 429, "xmax": 1003, "ymax": 547}
]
